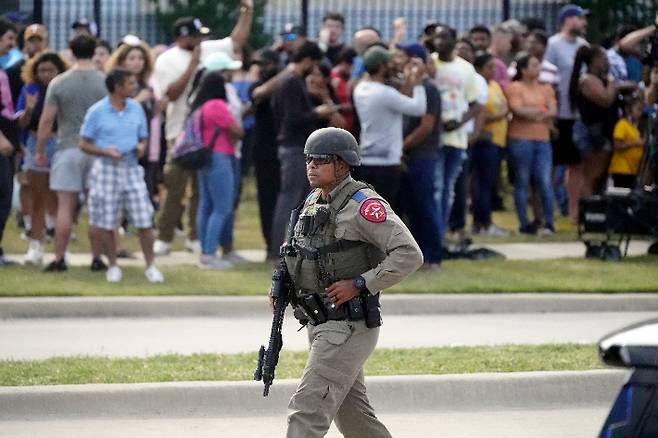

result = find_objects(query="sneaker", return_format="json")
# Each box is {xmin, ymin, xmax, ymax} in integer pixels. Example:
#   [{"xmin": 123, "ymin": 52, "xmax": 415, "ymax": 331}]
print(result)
[
  {"xmin": 0, "ymin": 254, "xmax": 17, "ymax": 267},
  {"xmin": 185, "ymin": 239, "xmax": 201, "ymax": 253},
  {"xmin": 518, "ymin": 223, "xmax": 537, "ymax": 235},
  {"xmin": 483, "ymin": 224, "xmax": 510, "ymax": 237},
  {"xmin": 198, "ymin": 254, "xmax": 233, "ymax": 270},
  {"xmin": 145, "ymin": 265, "xmax": 165, "ymax": 283},
  {"xmin": 538, "ymin": 225, "xmax": 556, "ymax": 237},
  {"xmin": 20, "ymin": 228, "xmax": 31, "ymax": 241},
  {"xmin": 24, "ymin": 241, "xmax": 43, "ymax": 265},
  {"xmin": 106, "ymin": 265, "xmax": 123, "ymax": 282},
  {"xmin": 153, "ymin": 239, "xmax": 171, "ymax": 256},
  {"xmin": 45, "ymin": 227, "xmax": 55, "ymax": 243},
  {"xmin": 222, "ymin": 251, "xmax": 249, "ymax": 265},
  {"xmin": 90, "ymin": 258, "xmax": 108, "ymax": 272},
  {"xmin": 44, "ymin": 258, "xmax": 67, "ymax": 272}
]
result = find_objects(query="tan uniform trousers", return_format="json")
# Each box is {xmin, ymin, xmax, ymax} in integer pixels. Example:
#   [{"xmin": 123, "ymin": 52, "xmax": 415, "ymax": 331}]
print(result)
[
  {"xmin": 157, "ymin": 140, "xmax": 199, "ymax": 242},
  {"xmin": 286, "ymin": 319, "xmax": 392, "ymax": 438}
]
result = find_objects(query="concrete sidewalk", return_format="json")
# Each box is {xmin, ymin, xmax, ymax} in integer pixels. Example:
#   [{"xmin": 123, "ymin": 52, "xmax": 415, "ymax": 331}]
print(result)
[
  {"xmin": 2, "ymin": 293, "xmax": 658, "ymax": 319},
  {"xmin": 0, "ymin": 370, "xmax": 627, "ymax": 420},
  {"xmin": 1, "ymin": 312, "xmax": 652, "ymax": 359},
  {"xmin": 4, "ymin": 240, "xmax": 653, "ymax": 266}
]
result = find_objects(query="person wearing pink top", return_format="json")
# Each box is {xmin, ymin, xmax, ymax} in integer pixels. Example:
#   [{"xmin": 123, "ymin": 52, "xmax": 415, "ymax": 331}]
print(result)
[
  {"xmin": 189, "ymin": 71, "xmax": 244, "ymax": 269},
  {"xmin": 489, "ymin": 25, "xmax": 512, "ymax": 89}
]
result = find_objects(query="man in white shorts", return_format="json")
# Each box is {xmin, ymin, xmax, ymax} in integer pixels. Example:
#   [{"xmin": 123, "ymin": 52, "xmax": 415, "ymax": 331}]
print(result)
[
  {"xmin": 80, "ymin": 68, "xmax": 163, "ymax": 283},
  {"xmin": 36, "ymin": 34, "xmax": 107, "ymax": 272}
]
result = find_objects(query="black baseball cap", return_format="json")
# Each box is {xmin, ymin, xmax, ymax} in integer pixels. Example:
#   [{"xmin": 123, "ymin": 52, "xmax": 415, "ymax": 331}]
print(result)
[
  {"xmin": 71, "ymin": 17, "xmax": 90, "ymax": 29},
  {"xmin": 173, "ymin": 17, "xmax": 210, "ymax": 38},
  {"xmin": 423, "ymin": 20, "xmax": 439, "ymax": 35}
]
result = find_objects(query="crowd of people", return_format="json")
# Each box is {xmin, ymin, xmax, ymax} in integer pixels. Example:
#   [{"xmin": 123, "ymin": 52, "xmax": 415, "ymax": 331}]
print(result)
[{"xmin": 0, "ymin": 2, "xmax": 657, "ymax": 278}]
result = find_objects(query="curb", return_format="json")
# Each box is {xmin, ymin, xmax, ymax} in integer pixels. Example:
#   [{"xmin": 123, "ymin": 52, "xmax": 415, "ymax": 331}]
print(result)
[
  {"xmin": 1, "ymin": 293, "xmax": 658, "ymax": 319},
  {"xmin": 0, "ymin": 370, "xmax": 627, "ymax": 420}
]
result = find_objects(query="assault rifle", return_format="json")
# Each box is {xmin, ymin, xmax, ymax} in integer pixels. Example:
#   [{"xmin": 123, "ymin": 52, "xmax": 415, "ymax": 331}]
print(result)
[{"xmin": 254, "ymin": 208, "xmax": 299, "ymax": 396}]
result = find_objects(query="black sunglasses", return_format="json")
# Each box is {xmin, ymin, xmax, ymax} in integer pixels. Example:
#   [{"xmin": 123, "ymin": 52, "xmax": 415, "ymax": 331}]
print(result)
[{"xmin": 305, "ymin": 154, "xmax": 335, "ymax": 165}]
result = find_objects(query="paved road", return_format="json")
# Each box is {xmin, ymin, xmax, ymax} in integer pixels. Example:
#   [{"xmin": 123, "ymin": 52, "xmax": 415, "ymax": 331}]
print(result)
[
  {"xmin": 0, "ymin": 406, "xmax": 608, "ymax": 438},
  {"xmin": 1, "ymin": 312, "xmax": 654, "ymax": 359}
]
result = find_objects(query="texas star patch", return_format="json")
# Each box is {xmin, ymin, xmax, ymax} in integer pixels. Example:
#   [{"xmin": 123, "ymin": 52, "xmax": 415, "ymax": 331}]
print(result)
[{"xmin": 359, "ymin": 198, "xmax": 387, "ymax": 223}]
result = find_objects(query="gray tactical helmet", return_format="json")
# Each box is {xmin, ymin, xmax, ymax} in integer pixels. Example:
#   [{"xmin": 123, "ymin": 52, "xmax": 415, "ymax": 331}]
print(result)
[{"xmin": 304, "ymin": 127, "xmax": 361, "ymax": 166}]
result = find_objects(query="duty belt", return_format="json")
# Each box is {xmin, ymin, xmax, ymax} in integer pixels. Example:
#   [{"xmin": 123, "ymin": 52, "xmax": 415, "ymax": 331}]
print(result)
[
  {"xmin": 294, "ymin": 292, "xmax": 365, "ymax": 325},
  {"xmin": 293, "ymin": 292, "xmax": 382, "ymax": 328}
]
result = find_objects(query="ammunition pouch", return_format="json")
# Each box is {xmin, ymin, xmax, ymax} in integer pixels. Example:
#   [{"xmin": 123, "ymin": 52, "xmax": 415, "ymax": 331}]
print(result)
[
  {"xmin": 295, "ymin": 239, "xmax": 367, "ymax": 260},
  {"xmin": 293, "ymin": 292, "xmax": 381, "ymax": 328}
]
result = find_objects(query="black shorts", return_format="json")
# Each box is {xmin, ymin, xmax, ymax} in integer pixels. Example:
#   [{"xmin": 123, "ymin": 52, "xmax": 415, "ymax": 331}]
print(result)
[{"xmin": 552, "ymin": 119, "xmax": 581, "ymax": 165}]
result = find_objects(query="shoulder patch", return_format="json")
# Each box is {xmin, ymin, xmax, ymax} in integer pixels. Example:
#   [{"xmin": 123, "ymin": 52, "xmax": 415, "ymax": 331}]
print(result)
[
  {"xmin": 359, "ymin": 198, "xmax": 387, "ymax": 223},
  {"xmin": 351, "ymin": 191, "xmax": 367, "ymax": 203}
]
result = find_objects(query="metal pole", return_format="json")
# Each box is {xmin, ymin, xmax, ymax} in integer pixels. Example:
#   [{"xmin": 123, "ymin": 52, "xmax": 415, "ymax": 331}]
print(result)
[
  {"xmin": 301, "ymin": 0, "xmax": 308, "ymax": 33},
  {"xmin": 33, "ymin": 0, "xmax": 43, "ymax": 24},
  {"xmin": 502, "ymin": 0, "xmax": 511, "ymax": 21},
  {"xmin": 93, "ymin": 0, "xmax": 101, "ymax": 37}
]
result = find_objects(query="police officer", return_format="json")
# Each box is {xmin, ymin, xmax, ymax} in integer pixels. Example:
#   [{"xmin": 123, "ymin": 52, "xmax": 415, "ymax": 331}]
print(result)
[{"xmin": 283, "ymin": 127, "xmax": 423, "ymax": 437}]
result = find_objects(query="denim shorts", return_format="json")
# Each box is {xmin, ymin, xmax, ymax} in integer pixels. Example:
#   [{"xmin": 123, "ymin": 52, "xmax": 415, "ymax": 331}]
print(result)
[
  {"xmin": 23, "ymin": 134, "xmax": 56, "ymax": 173},
  {"xmin": 572, "ymin": 120, "xmax": 612, "ymax": 154}
]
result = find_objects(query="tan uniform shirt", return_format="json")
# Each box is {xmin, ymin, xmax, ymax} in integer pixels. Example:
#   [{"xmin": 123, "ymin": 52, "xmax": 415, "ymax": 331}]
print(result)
[{"xmin": 326, "ymin": 176, "xmax": 424, "ymax": 292}]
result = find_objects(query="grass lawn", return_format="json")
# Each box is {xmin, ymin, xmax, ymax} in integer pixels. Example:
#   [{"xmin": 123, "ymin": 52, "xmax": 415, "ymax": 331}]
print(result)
[
  {"xmin": 1, "ymin": 256, "xmax": 656, "ymax": 296},
  {"xmin": 3, "ymin": 176, "xmax": 580, "ymax": 257},
  {"xmin": 4, "ymin": 176, "xmax": 656, "ymax": 296},
  {"xmin": 0, "ymin": 344, "xmax": 603, "ymax": 386}
]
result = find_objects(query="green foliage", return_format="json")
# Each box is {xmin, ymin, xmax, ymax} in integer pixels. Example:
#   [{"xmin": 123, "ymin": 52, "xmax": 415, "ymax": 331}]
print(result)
[
  {"xmin": 150, "ymin": 0, "xmax": 271, "ymax": 49},
  {"xmin": 572, "ymin": 0, "xmax": 658, "ymax": 44}
]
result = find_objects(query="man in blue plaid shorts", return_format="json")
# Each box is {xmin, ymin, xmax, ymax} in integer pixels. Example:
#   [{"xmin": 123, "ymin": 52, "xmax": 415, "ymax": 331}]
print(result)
[{"xmin": 80, "ymin": 68, "xmax": 164, "ymax": 283}]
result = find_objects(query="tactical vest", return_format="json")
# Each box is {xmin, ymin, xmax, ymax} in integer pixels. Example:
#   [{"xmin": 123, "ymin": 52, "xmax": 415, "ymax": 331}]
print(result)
[{"xmin": 285, "ymin": 180, "xmax": 385, "ymax": 296}]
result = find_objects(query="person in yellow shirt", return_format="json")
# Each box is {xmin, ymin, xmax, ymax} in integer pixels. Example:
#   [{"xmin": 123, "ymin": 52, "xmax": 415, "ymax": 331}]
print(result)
[
  {"xmin": 472, "ymin": 53, "xmax": 510, "ymax": 236},
  {"xmin": 609, "ymin": 96, "xmax": 644, "ymax": 189}
]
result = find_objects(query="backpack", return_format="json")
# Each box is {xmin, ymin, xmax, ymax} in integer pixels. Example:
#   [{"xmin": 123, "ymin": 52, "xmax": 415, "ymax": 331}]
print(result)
[{"xmin": 171, "ymin": 107, "xmax": 221, "ymax": 169}]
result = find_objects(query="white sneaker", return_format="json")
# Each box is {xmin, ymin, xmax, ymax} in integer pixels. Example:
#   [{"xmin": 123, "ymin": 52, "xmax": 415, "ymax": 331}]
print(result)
[
  {"xmin": 24, "ymin": 240, "xmax": 43, "ymax": 265},
  {"xmin": 538, "ymin": 226, "xmax": 555, "ymax": 237},
  {"xmin": 484, "ymin": 224, "xmax": 511, "ymax": 237},
  {"xmin": 198, "ymin": 255, "xmax": 233, "ymax": 270},
  {"xmin": 106, "ymin": 266, "xmax": 123, "ymax": 283},
  {"xmin": 153, "ymin": 239, "xmax": 171, "ymax": 256},
  {"xmin": 222, "ymin": 251, "xmax": 249, "ymax": 265},
  {"xmin": 145, "ymin": 265, "xmax": 165, "ymax": 283},
  {"xmin": 185, "ymin": 239, "xmax": 201, "ymax": 253}
]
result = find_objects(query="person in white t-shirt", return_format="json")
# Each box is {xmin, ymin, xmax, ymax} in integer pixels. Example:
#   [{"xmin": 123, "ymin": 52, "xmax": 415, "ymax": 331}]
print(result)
[
  {"xmin": 448, "ymin": 38, "xmax": 489, "ymax": 240},
  {"xmin": 152, "ymin": 3, "xmax": 253, "ymax": 256},
  {"xmin": 431, "ymin": 24, "xmax": 482, "ymax": 242}
]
